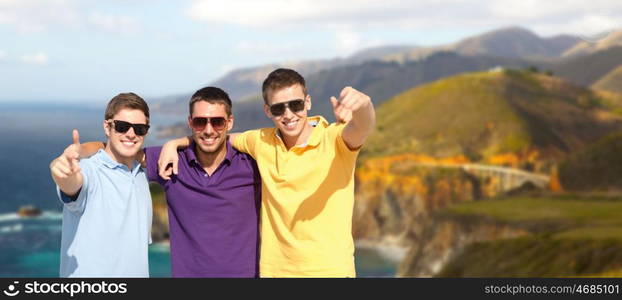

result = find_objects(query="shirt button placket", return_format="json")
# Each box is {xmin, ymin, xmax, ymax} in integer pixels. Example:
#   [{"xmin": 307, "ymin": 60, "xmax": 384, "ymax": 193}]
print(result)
[{"xmin": 203, "ymin": 170, "xmax": 209, "ymax": 187}]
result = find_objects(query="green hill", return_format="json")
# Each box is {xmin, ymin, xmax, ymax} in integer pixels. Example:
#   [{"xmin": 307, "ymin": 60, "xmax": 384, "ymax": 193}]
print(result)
[
  {"xmin": 559, "ymin": 130, "xmax": 622, "ymax": 191},
  {"xmin": 592, "ymin": 65, "xmax": 622, "ymax": 94},
  {"xmin": 431, "ymin": 194, "xmax": 622, "ymax": 277},
  {"xmin": 362, "ymin": 69, "xmax": 622, "ymax": 165}
]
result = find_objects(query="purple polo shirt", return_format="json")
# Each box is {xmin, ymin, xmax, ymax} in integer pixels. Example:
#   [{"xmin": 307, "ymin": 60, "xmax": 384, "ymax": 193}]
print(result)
[{"xmin": 144, "ymin": 140, "xmax": 261, "ymax": 277}]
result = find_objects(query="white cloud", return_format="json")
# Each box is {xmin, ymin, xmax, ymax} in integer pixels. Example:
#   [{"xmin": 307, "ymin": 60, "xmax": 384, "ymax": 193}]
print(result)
[
  {"xmin": 186, "ymin": 0, "xmax": 622, "ymax": 36},
  {"xmin": 187, "ymin": 0, "xmax": 314, "ymax": 26},
  {"xmin": 335, "ymin": 30, "xmax": 362, "ymax": 54},
  {"xmin": 186, "ymin": 0, "xmax": 416, "ymax": 27},
  {"xmin": 0, "ymin": 50, "xmax": 6, "ymax": 61},
  {"xmin": 489, "ymin": 0, "xmax": 622, "ymax": 36},
  {"xmin": 334, "ymin": 29, "xmax": 384, "ymax": 56},
  {"xmin": 20, "ymin": 52, "xmax": 49, "ymax": 65},
  {"xmin": 0, "ymin": 0, "xmax": 79, "ymax": 33},
  {"xmin": 565, "ymin": 14, "xmax": 622, "ymax": 36},
  {"xmin": 0, "ymin": 1, "xmax": 144, "ymax": 35},
  {"xmin": 88, "ymin": 12, "xmax": 142, "ymax": 36},
  {"xmin": 218, "ymin": 64, "xmax": 236, "ymax": 75},
  {"xmin": 489, "ymin": 0, "xmax": 579, "ymax": 19},
  {"xmin": 233, "ymin": 40, "xmax": 305, "ymax": 55}
]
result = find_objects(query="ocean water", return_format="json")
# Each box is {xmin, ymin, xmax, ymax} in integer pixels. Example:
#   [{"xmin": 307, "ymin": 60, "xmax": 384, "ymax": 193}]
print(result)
[
  {"xmin": 0, "ymin": 213, "xmax": 397, "ymax": 277},
  {"xmin": 0, "ymin": 103, "xmax": 179, "ymax": 214},
  {"xmin": 0, "ymin": 211, "xmax": 173, "ymax": 277},
  {"xmin": 0, "ymin": 103, "xmax": 397, "ymax": 278}
]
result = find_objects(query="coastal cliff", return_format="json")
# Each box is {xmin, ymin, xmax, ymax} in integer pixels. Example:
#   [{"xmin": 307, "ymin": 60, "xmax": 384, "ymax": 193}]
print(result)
[
  {"xmin": 353, "ymin": 155, "xmax": 622, "ymax": 277},
  {"xmin": 352, "ymin": 154, "xmax": 538, "ymax": 276},
  {"xmin": 150, "ymin": 184, "xmax": 169, "ymax": 243}
]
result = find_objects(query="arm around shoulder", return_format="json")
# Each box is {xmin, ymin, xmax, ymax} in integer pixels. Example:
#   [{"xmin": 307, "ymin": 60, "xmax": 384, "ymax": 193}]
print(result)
[{"xmin": 157, "ymin": 136, "xmax": 192, "ymax": 180}]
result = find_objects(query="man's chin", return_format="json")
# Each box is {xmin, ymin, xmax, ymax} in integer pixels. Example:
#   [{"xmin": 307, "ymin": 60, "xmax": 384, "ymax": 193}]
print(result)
[
  {"xmin": 278, "ymin": 125, "xmax": 302, "ymax": 139},
  {"xmin": 110, "ymin": 150, "xmax": 140, "ymax": 163},
  {"xmin": 112, "ymin": 143, "xmax": 142, "ymax": 157},
  {"xmin": 196, "ymin": 141, "xmax": 225, "ymax": 154},
  {"xmin": 118, "ymin": 148, "xmax": 141, "ymax": 158}
]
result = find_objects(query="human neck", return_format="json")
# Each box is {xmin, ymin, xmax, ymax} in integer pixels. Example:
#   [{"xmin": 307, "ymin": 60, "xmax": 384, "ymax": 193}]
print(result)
[
  {"xmin": 281, "ymin": 121, "xmax": 313, "ymax": 150},
  {"xmin": 104, "ymin": 144, "xmax": 135, "ymax": 169},
  {"xmin": 195, "ymin": 143, "xmax": 227, "ymax": 174}
]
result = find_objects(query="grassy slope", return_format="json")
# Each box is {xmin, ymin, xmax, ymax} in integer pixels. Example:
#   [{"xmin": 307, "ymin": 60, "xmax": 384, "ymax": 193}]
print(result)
[
  {"xmin": 362, "ymin": 69, "xmax": 622, "ymax": 162},
  {"xmin": 593, "ymin": 64, "xmax": 622, "ymax": 94},
  {"xmin": 438, "ymin": 194, "xmax": 622, "ymax": 277},
  {"xmin": 559, "ymin": 131, "xmax": 622, "ymax": 191}
]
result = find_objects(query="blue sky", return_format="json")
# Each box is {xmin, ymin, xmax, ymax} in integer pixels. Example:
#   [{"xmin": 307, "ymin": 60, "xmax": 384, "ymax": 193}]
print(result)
[{"xmin": 0, "ymin": 0, "xmax": 621, "ymax": 103}]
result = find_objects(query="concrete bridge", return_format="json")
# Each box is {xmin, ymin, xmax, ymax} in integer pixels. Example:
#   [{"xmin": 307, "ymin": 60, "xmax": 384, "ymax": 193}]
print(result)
[{"xmin": 408, "ymin": 162, "xmax": 551, "ymax": 193}]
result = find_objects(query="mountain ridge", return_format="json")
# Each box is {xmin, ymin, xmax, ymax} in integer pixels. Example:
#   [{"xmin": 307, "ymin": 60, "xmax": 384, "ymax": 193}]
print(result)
[
  {"xmin": 152, "ymin": 26, "xmax": 588, "ymax": 112},
  {"xmin": 362, "ymin": 69, "xmax": 622, "ymax": 171}
]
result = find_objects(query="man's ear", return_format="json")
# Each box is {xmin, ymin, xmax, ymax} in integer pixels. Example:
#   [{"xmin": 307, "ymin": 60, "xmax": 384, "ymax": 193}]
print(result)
[
  {"xmin": 306, "ymin": 94, "xmax": 312, "ymax": 111},
  {"xmin": 103, "ymin": 120, "xmax": 111, "ymax": 138},
  {"xmin": 187, "ymin": 116, "xmax": 193, "ymax": 130},
  {"xmin": 263, "ymin": 104, "xmax": 272, "ymax": 119},
  {"xmin": 227, "ymin": 115, "xmax": 234, "ymax": 131}
]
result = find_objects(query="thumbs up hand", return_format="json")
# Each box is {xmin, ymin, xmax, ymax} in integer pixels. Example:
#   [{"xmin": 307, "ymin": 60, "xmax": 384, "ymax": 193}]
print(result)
[{"xmin": 50, "ymin": 129, "xmax": 82, "ymax": 179}]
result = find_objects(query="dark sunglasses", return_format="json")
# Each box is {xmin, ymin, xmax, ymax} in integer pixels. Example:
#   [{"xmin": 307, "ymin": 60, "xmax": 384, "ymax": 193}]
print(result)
[
  {"xmin": 191, "ymin": 117, "xmax": 227, "ymax": 131},
  {"xmin": 269, "ymin": 99, "xmax": 305, "ymax": 117},
  {"xmin": 108, "ymin": 120, "xmax": 150, "ymax": 136}
]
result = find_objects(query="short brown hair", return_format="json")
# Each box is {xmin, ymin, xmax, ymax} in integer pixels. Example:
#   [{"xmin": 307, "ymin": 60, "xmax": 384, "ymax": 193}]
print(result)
[
  {"xmin": 104, "ymin": 92, "xmax": 150, "ymax": 124},
  {"xmin": 262, "ymin": 68, "xmax": 307, "ymax": 104},
  {"xmin": 189, "ymin": 86, "xmax": 232, "ymax": 116}
]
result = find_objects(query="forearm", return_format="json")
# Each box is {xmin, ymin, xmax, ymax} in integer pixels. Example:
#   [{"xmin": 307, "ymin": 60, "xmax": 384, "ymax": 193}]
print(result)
[
  {"xmin": 80, "ymin": 142, "xmax": 105, "ymax": 158},
  {"xmin": 157, "ymin": 136, "xmax": 191, "ymax": 179},
  {"xmin": 228, "ymin": 133, "xmax": 240, "ymax": 144},
  {"xmin": 350, "ymin": 100, "xmax": 376, "ymax": 136}
]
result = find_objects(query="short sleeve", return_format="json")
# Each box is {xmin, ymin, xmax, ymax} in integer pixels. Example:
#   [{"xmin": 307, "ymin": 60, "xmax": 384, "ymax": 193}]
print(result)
[
  {"xmin": 331, "ymin": 123, "xmax": 361, "ymax": 160},
  {"xmin": 57, "ymin": 159, "xmax": 91, "ymax": 215},
  {"xmin": 232, "ymin": 129, "xmax": 261, "ymax": 159},
  {"xmin": 143, "ymin": 146, "xmax": 162, "ymax": 182}
]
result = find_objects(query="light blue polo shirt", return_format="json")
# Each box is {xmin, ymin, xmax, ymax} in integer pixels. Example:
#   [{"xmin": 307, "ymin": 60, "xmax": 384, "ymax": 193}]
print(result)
[{"xmin": 57, "ymin": 149, "xmax": 153, "ymax": 277}]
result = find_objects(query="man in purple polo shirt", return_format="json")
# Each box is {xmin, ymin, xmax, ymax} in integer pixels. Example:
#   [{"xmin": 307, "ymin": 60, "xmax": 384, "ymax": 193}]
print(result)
[
  {"xmin": 145, "ymin": 87, "xmax": 261, "ymax": 277},
  {"xmin": 75, "ymin": 87, "xmax": 261, "ymax": 277}
]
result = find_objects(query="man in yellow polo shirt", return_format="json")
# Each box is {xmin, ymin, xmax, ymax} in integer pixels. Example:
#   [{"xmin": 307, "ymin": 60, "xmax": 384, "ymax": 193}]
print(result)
[{"xmin": 159, "ymin": 69, "xmax": 375, "ymax": 277}]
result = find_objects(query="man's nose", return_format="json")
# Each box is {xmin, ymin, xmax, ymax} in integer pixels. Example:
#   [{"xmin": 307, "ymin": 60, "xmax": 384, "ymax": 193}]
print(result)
[
  {"xmin": 282, "ymin": 105, "xmax": 295, "ymax": 118},
  {"xmin": 203, "ymin": 121, "xmax": 215, "ymax": 134},
  {"xmin": 125, "ymin": 127, "xmax": 137, "ymax": 138}
]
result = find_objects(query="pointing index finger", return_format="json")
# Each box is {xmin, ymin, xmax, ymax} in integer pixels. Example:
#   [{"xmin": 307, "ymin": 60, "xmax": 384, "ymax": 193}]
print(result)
[{"xmin": 340, "ymin": 86, "xmax": 352, "ymax": 100}]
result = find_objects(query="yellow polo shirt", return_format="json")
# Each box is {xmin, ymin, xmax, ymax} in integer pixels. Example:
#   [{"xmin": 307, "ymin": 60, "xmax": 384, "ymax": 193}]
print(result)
[{"xmin": 232, "ymin": 116, "xmax": 359, "ymax": 277}]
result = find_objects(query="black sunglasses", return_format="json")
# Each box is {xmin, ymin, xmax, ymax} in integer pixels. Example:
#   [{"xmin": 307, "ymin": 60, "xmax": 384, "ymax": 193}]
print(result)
[
  {"xmin": 269, "ymin": 99, "xmax": 305, "ymax": 117},
  {"xmin": 191, "ymin": 117, "xmax": 227, "ymax": 131},
  {"xmin": 108, "ymin": 120, "xmax": 150, "ymax": 136}
]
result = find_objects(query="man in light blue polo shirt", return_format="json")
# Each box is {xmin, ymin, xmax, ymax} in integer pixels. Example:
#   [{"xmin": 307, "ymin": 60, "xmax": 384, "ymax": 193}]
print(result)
[{"xmin": 49, "ymin": 93, "xmax": 153, "ymax": 277}]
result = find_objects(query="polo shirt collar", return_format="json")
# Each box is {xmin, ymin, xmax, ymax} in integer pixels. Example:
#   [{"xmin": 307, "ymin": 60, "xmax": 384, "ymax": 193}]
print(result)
[
  {"xmin": 274, "ymin": 115, "xmax": 328, "ymax": 148},
  {"xmin": 185, "ymin": 139, "xmax": 233, "ymax": 166},
  {"xmin": 224, "ymin": 139, "xmax": 235, "ymax": 162},
  {"xmin": 304, "ymin": 115, "xmax": 328, "ymax": 147},
  {"xmin": 96, "ymin": 149, "xmax": 141, "ymax": 174}
]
